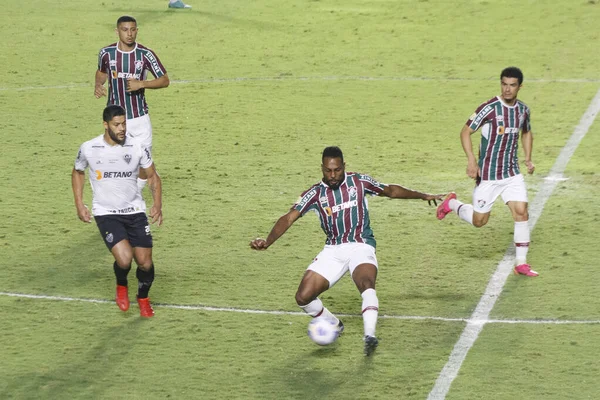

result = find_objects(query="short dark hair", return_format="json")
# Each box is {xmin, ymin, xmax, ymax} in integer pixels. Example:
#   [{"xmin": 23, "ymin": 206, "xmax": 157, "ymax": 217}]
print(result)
[
  {"xmin": 103, "ymin": 105, "xmax": 126, "ymax": 122},
  {"xmin": 322, "ymin": 146, "xmax": 344, "ymax": 162},
  {"xmin": 501, "ymin": 66, "xmax": 523, "ymax": 85},
  {"xmin": 117, "ymin": 15, "xmax": 137, "ymax": 26}
]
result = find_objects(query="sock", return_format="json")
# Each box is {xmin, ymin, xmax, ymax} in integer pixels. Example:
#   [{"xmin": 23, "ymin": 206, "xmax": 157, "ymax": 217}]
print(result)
[
  {"xmin": 361, "ymin": 288, "xmax": 379, "ymax": 337},
  {"xmin": 455, "ymin": 201, "xmax": 474, "ymax": 225},
  {"xmin": 299, "ymin": 298, "xmax": 339, "ymax": 324},
  {"xmin": 137, "ymin": 178, "xmax": 147, "ymax": 192},
  {"xmin": 136, "ymin": 264, "xmax": 155, "ymax": 299},
  {"xmin": 113, "ymin": 261, "xmax": 131, "ymax": 286},
  {"xmin": 514, "ymin": 221, "xmax": 530, "ymax": 265}
]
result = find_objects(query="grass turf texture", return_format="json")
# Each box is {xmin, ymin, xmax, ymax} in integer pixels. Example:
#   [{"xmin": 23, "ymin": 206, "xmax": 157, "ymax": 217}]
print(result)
[{"xmin": 1, "ymin": 0, "xmax": 600, "ymax": 399}]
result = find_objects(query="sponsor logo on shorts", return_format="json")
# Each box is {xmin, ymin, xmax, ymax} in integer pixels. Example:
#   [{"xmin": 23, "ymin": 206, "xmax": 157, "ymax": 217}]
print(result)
[{"xmin": 106, "ymin": 233, "xmax": 114, "ymax": 243}]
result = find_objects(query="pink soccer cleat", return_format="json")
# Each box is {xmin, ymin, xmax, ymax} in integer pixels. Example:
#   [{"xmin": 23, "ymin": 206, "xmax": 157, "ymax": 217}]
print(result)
[
  {"xmin": 436, "ymin": 192, "xmax": 457, "ymax": 220},
  {"xmin": 514, "ymin": 264, "xmax": 539, "ymax": 277}
]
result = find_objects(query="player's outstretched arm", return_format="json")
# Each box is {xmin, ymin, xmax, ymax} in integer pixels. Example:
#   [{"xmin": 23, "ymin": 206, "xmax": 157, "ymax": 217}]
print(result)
[
  {"xmin": 94, "ymin": 70, "xmax": 108, "ymax": 98},
  {"xmin": 71, "ymin": 168, "xmax": 91, "ymax": 223},
  {"xmin": 144, "ymin": 164, "xmax": 163, "ymax": 226},
  {"xmin": 381, "ymin": 185, "xmax": 445, "ymax": 206},
  {"xmin": 250, "ymin": 209, "xmax": 301, "ymax": 250}
]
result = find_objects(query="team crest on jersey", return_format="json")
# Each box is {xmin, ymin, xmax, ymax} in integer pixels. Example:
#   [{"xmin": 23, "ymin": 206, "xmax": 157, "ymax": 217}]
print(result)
[
  {"xmin": 106, "ymin": 233, "xmax": 114, "ymax": 243},
  {"xmin": 347, "ymin": 186, "xmax": 357, "ymax": 198},
  {"xmin": 496, "ymin": 115, "xmax": 504, "ymax": 123},
  {"xmin": 477, "ymin": 199, "xmax": 487, "ymax": 208},
  {"xmin": 109, "ymin": 60, "xmax": 117, "ymax": 67},
  {"xmin": 123, "ymin": 154, "xmax": 132, "ymax": 164},
  {"xmin": 135, "ymin": 59, "xmax": 144, "ymax": 71}
]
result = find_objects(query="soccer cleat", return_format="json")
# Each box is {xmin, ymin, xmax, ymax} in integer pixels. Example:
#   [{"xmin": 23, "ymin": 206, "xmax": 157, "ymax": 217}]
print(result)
[
  {"xmin": 137, "ymin": 296, "xmax": 155, "ymax": 317},
  {"xmin": 514, "ymin": 264, "xmax": 539, "ymax": 277},
  {"xmin": 364, "ymin": 335, "xmax": 378, "ymax": 356},
  {"xmin": 337, "ymin": 320, "xmax": 345, "ymax": 335},
  {"xmin": 168, "ymin": 0, "xmax": 192, "ymax": 8},
  {"xmin": 116, "ymin": 285, "xmax": 129, "ymax": 311},
  {"xmin": 436, "ymin": 192, "xmax": 457, "ymax": 220}
]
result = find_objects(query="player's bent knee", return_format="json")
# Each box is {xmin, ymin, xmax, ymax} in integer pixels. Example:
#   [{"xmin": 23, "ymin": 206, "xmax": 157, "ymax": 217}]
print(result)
[{"xmin": 295, "ymin": 290, "xmax": 317, "ymax": 306}]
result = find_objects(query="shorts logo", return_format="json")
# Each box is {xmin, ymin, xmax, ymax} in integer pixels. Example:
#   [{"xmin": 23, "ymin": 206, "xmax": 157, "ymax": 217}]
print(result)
[
  {"xmin": 106, "ymin": 233, "xmax": 114, "ymax": 243},
  {"xmin": 145, "ymin": 225, "xmax": 151, "ymax": 235},
  {"xmin": 477, "ymin": 199, "xmax": 486, "ymax": 208},
  {"xmin": 347, "ymin": 186, "xmax": 357, "ymax": 198},
  {"xmin": 124, "ymin": 154, "xmax": 132, "ymax": 164}
]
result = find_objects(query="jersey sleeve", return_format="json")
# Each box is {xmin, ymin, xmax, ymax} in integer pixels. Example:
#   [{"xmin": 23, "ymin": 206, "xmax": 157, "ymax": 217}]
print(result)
[
  {"xmin": 466, "ymin": 102, "xmax": 494, "ymax": 131},
  {"xmin": 523, "ymin": 108, "xmax": 531, "ymax": 132},
  {"xmin": 74, "ymin": 145, "xmax": 88, "ymax": 171},
  {"xmin": 97, "ymin": 49, "xmax": 109, "ymax": 72},
  {"xmin": 357, "ymin": 174, "xmax": 386, "ymax": 196},
  {"xmin": 140, "ymin": 145, "xmax": 153, "ymax": 169},
  {"xmin": 143, "ymin": 49, "xmax": 167, "ymax": 79},
  {"xmin": 292, "ymin": 186, "xmax": 319, "ymax": 216}
]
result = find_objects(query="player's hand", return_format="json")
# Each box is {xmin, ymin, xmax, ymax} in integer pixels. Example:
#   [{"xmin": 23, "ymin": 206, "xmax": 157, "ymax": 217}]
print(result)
[
  {"xmin": 77, "ymin": 205, "xmax": 92, "ymax": 223},
  {"xmin": 466, "ymin": 160, "xmax": 480, "ymax": 180},
  {"xmin": 126, "ymin": 78, "xmax": 144, "ymax": 92},
  {"xmin": 423, "ymin": 193, "xmax": 445, "ymax": 207},
  {"xmin": 94, "ymin": 84, "xmax": 107, "ymax": 98},
  {"xmin": 525, "ymin": 160, "xmax": 535, "ymax": 174},
  {"xmin": 250, "ymin": 238, "xmax": 269, "ymax": 251},
  {"xmin": 149, "ymin": 206, "xmax": 163, "ymax": 226}
]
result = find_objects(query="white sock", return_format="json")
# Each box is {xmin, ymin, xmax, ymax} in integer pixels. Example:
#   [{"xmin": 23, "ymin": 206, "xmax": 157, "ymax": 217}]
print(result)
[
  {"xmin": 137, "ymin": 178, "xmax": 147, "ymax": 192},
  {"xmin": 299, "ymin": 298, "xmax": 338, "ymax": 324},
  {"xmin": 361, "ymin": 288, "xmax": 379, "ymax": 337},
  {"xmin": 450, "ymin": 198, "xmax": 474, "ymax": 225},
  {"xmin": 514, "ymin": 221, "xmax": 530, "ymax": 265}
]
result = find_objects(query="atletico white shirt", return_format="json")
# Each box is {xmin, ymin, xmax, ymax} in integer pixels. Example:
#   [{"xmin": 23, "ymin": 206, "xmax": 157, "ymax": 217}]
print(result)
[{"xmin": 74, "ymin": 134, "xmax": 153, "ymax": 216}]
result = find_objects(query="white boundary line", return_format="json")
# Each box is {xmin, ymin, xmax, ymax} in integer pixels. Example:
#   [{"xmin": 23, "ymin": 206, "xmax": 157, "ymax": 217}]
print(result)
[
  {"xmin": 427, "ymin": 87, "xmax": 600, "ymax": 400},
  {"xmin": 1, "ymin": 291, "xmax": 599, "ymax": 325},
  {"xmin": 0, "ymin": 76, "xmax": 599, "ymax": 92}
]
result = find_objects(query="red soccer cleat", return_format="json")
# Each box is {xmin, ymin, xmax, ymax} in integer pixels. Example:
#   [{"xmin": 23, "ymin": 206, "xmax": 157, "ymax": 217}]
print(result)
[
  {"xmin": 137, "ymin": 296, "xmax": 155, "ymax": 318},
  {"xmin": 514, "ymin": 264, "xmax": 539, "ymax": 277},
  {"xmin": 116, "ymin": 285, "xmax": 130, "ymax": 311},
  {"xmin": 436, "ymin": 192, "xmax": 457, "ymax": 220}
]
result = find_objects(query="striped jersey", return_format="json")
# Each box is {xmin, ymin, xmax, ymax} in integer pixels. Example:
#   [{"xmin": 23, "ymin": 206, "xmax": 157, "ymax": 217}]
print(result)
[
  {"xmin": 98, "ymin": 42, "xmax": 167, "ymax": 119},
  {"xmin": 466, "ymin": 96, "xmax": 531, "ymax": 181},
  {"xmin": 74, "ymin": 135, "xmax": 153, "ymax": 216},
  {"xmin": 293, "ymin": 172, "xmax": 387, "ymax": 248}
]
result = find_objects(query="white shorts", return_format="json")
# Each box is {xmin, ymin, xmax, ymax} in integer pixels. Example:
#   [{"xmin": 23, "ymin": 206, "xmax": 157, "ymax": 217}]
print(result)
[
  {"xmin": 473, "ymin": 174, "xmax": 528, "ymax": 213},
  {"xmin": 126, "ymin": 114, "xmax": 153, "ymax": 151},
  {"xmin": 307, "ymin": 243, "xmax": 378, "ymax": 288}
]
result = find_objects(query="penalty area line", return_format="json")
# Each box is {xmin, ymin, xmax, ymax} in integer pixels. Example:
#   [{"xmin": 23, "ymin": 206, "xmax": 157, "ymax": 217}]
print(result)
[
  {"xmin": 0, "ymin": 291, "xmax": 598, "ymax": 325},
  {"xmin": 427, "ymin": 87, "xmax": 600, "ymax": 400}
]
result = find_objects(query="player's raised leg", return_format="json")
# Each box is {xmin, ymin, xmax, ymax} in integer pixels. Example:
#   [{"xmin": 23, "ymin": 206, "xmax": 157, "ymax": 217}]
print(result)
[
  {"xmin": 296, "ymin": 270, "xmax": 342, "ymax": 330},
  {"xmin": 352, "ymin": 263, "xmax": 379, "ymax": 356}
]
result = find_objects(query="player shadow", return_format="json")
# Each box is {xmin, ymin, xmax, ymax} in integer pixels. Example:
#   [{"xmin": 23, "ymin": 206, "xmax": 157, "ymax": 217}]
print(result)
[
  {"xmin": 264, "ymin": 345, "xmax": 375, "ymax": 399},
  {"xmin": 2, "ymin": 318, "xmax": 145, "ymax": 399}
]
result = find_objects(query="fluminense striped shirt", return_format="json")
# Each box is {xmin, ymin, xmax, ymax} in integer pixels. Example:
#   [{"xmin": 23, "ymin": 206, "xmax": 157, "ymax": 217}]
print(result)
[
  {"xmin": 293, "ymin": 172, "xmax": 387, "ymax": 248},
  {"xmin": 98, "ymin": 42, "xmax": 167, "ymax": 119},
  {"xmin": 466, "ymin": 96, "xmax": 531, "ymax": 181}
]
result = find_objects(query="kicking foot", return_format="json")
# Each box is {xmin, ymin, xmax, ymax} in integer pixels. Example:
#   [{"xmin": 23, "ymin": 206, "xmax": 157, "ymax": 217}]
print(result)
[{"xmin": 436, "ymin": 192, "xmax": 457, "ymax": 220}]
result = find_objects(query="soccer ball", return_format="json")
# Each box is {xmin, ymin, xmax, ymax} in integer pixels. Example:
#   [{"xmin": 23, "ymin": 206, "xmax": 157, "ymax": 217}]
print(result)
[{"xmin": 307, "ymin": 317, "xmax": 340, "ymax": 346}]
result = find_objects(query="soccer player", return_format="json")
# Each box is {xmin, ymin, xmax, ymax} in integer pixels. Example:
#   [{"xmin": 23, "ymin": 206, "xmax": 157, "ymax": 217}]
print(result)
[
  {"xmin": 250, "ymin": 146, "xmax": 444, "ymax": 356},
  {"xmin": 72, "ymin": 105, "xmax": 163, "ymax": 317},
  {"xmin": 95, "ymin": 15, "xmax": 169, "ymax": 192},
  {"xmin": 168, "ymin": 0, "xmax": 192, "ymax": 8},
  {"xmin": 436, "ymin": 66, "xmax": 538, "ymax": 277}
]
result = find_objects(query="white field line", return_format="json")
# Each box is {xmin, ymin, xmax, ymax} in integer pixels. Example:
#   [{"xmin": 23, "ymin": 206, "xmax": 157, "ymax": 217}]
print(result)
[
  {"xmin": 1, "ymin": 291, "xmax": 599, "ymax": 325},
  {"xmin": 0, "ymin": 76, "xmax": 599, "ymax": 92},
  {"xmin": 427, "ymin": 88, "xmax": 600, "ymax": 400}
]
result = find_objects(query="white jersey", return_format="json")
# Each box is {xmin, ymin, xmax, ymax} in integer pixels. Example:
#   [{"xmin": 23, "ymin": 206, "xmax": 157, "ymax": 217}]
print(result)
[{"xmin": 74, "ymin": 134, "xmax": 153, "ymax": 216}]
